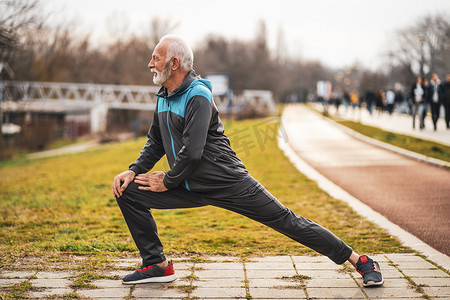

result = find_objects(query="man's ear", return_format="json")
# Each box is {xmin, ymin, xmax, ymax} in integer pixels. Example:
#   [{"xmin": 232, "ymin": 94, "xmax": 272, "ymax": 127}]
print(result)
[{"xmin": 171, "ymin": 58, "xmax": 180, "ymax": 70}]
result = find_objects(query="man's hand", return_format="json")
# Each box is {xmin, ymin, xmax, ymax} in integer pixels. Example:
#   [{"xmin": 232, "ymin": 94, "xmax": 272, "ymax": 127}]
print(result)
[
  {"xmin": 112, "ymin": 170, "xmax": 135, "ymax": 198},
  {"xmin": 134, "ymin": 171, "xmax": 168, "ymax": 192}
]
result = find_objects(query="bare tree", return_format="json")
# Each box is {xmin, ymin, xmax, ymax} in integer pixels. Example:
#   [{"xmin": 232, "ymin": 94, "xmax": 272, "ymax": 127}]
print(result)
[
  {"xmin": 0, "ymin": 0, "xmax": 45, "ymax": 62},
  {"xmin": 147, "ymin": 17, "xmax": 179, "ymax": 48},
  {"xmin": 388, "ymin": 14, "xmax": 450, "ymax": 78}
]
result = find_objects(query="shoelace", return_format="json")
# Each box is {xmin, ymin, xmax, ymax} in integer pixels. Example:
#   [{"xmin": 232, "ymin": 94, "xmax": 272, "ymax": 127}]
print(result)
[{"xmin": 357, "ymin": 261, "xmax": 376, "ymax": 275}]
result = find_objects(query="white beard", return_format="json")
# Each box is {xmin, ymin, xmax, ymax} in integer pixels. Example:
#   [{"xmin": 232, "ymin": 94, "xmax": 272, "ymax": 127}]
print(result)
[{"xmin": 151, "ymin": 62, "xmax": 172, "ymax": 85}]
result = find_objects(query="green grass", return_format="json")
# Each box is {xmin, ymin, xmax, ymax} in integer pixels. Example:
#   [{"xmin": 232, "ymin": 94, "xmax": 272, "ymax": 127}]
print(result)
[
  {"xmin": 334, "ymin": 120, "xmax": 450, "ymax": 163},
  {"xmin": 0, "ymin": 118, "xmax": 411, "ymax": 268}
]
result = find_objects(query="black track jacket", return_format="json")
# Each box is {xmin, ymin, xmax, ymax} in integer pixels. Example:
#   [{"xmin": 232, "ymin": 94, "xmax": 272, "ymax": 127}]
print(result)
[{"xmin": 129, "ymin": 71, "xmax": 258, "ymax": 196}]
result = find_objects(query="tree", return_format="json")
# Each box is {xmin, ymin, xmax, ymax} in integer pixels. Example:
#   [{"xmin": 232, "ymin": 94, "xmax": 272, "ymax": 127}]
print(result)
[
  {"xmin": 387, "ymin": 14, "xmax": 450, "ymax": 78},
  {"xmin": 0, "ymin": 0, "xmax": 45, "ymax": 62}
]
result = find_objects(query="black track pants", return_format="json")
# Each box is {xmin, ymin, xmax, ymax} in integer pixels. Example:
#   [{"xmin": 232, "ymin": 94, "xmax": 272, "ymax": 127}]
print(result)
[{"xmin": 116, "ymin": 181, "xmax": 353, "ymax": 266}]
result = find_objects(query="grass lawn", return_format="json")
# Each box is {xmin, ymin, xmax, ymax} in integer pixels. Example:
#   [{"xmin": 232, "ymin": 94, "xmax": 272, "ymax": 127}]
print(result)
[{"xmin": 0, "ymin": 117, "xmax": 411, "ymax": 269}]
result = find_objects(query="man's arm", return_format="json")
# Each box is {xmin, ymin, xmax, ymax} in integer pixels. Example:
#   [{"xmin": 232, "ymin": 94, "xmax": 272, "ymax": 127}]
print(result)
[
  {"xmin": 129, "ymin": 107, "xmax": 166, "ymax": 175},
  {"xmin": 163, "ymin": 95, "xmax": 212, "ymax": 189},
  {"xmin": 113, "ymin": 106, "xmax": 166, "ymax": 196}
]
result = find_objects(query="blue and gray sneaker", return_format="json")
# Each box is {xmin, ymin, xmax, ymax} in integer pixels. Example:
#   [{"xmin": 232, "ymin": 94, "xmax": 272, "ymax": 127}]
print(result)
[
  {"xmin": 122, "ymin": 260, "xmax": 177, "ymax": 285},
  {"xmin": 356, "ymin": 255, "xmax": 384, "ymax": 287}
]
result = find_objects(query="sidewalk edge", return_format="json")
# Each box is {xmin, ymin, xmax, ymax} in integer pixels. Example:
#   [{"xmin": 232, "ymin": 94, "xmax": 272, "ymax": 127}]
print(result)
[
  {"xmin": 278, "ymin": 128, "xmax": 450, "ymax": 272},
  {"xmin": 307, "ymin": 105, "xmax": 450, "ymax": 169}
]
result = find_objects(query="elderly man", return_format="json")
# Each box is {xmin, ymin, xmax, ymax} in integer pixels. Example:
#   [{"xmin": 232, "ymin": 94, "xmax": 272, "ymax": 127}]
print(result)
[{"xmin": 112, "ymin": 34, "xmax": 383, "ymax": 287}]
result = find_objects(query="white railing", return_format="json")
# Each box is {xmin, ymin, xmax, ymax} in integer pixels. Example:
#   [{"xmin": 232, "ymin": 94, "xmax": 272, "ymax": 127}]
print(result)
[
  {"xmin": 0, "ymin": 81, "xmax": 160, "ymax": 105},
  {"xmin": 1, "ymin": 80, "xmax": 276, "ymax": 114}
]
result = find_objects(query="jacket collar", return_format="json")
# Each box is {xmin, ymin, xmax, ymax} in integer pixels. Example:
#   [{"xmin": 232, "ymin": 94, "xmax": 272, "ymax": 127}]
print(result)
[{"xmin": 155, "ymin": 70, "xmax": 199, "ymax": 98}]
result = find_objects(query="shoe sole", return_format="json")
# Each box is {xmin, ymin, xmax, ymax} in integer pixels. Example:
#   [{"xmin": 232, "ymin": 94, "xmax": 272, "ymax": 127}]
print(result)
[
  {"xmin": 363, "ymin": 279, "xmax": 384, "ymax": 287},
  {"xmin": 122, "ymin": 274, "xmax": 177, "ymax": 285}
]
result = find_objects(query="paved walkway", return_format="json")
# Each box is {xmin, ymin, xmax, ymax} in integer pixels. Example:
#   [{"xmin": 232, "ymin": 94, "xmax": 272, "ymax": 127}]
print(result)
[
  {"xmin": 312, "ymin": 103, "xmax": 450, "ymax": 146},
  {"xmin": 1, "ymin": 254, "xmax": 449, "ymax": 299},
  {"xmin": 282, "ymin": 104, "xmax": 450, "ymax": 257}
]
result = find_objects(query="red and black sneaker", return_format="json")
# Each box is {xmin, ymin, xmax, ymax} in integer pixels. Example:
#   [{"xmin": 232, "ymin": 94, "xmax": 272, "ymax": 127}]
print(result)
[
  {"xmin": 122, "ymin": 260, "xmax": 176, "ymax": 285},
  {"xmin": 356, "ymin": 255, "xmax": 384, "ymax": 287}
]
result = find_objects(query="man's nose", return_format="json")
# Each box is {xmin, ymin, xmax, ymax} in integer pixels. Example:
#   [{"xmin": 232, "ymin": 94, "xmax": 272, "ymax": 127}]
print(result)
[{"xmin": 148, "ymin": 60, "xmax": 154, "ymax": 69}]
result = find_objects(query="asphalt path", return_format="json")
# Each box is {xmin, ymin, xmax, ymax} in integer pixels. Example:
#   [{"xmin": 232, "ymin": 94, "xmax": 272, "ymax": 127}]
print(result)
[{"xmin": 283, "ymin": 104, "xmax": 450, "ymax": 256}]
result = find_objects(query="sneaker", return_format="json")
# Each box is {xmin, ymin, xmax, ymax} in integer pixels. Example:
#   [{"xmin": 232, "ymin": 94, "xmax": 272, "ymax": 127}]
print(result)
[
  {"xmin": 356, "ymin": 255, "xmax": 384, "ymax": 287},
  {"xmin": 122, "ymin": 260, "xmax": 176, "ymax": 285}
]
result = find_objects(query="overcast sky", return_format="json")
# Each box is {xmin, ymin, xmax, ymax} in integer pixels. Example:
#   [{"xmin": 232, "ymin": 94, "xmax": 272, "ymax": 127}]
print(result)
[{"xmin": 46, "ymin": 0, "xmax": 450, "ymax": 70}]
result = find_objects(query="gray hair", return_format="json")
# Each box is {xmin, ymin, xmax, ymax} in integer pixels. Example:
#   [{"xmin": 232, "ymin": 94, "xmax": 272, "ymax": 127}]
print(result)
[{"xmin": 159, "ymin": 34, "xmax": 194, "ymax": 71}]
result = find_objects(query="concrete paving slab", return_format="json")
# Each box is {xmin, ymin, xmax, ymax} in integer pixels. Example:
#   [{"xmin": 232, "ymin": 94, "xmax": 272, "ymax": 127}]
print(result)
[
  {"xmin": 392, "ymin": 260, "xmax": 439, "ymax": 269},
  {"xmin": 245, "ymin": 262, "xmax": 294, "ymax": 269},
  {"xmin": 385, "ymin": 254, "xmax": 426, "ymax": 262},
  {"xmin": 28, "ymin": 287, "xmax": 73, "ymax": 298},
  {"xmin": 365, "ymin": 255, "xmax": 391, "ymax": 262},
  {"xmin": 116, "ymin": 259, "xmax": 140, "ymax": 268},
  {"xmin": 369, "ymin": 278, "xmax": 410, "ymax": 288},
  {"xmin": 196, "ymin": 262, "xmax": 243, "ymax": 270},
  {"xmin": 295, "ymin": 262, "xmax": 342, "ymax": 270},
  {"xmin": 194, "ymin": 278, "xmax": 245, "ymax": 288},
  {"xmin": 194, "ymin": 269, "xmax": 245, "ymax": 278},
  {"xmin": 191, "ymin": 287, "xmax": 247, "ymax": 298},
  {"xmin": 104, "ymin": 269, "xmax": 130, "ymax": 277},
  {"xmin": 293, "ymin": 269, "xmax": 352, "ymax": 279},
  {"xmin": 132, "ymin": 285, "xmax": 186, "ymax": 298},
  {"xmin": 363, "ymin": 286, "xmax": 422, "ymax": 299},
  {"xmin": 245, "ymin": 268, "xmax": 297, "ymax": 278},
  {"xmin": 291, "ymin": 256, "xmax": 332, "ymax": 263},
  {"xmin": 400, "ymin": 268, "xmax": 449, "ymax": 278},
  {"xmin": 306, "ymin": 278, "xmax": 358, "ymax": 288},
  {"xmin": 249, "ymin": 287, "xmax": 307, "ymax": 299},
  {"xmin": 203, "ymin": 256, "xmax": 240, "ymax": 262},
  {"xmin": 307, "ymin": 287, "xmax": 365, "ymax": 299},
  {"xmin": 171, "ymin": 262, "xmax": 193, "ymax": 270},
  {"xmin": 29, "ymin": 278, "xmax": 71, "ymax": 288},
  {"xmin": 422, "ymin": 285, "xmax": 450, "ymax": 297},
  {"xmin": 248, "ymin": 278, "xmax": 300, "ymax": 288},
  {"xmin": 252, "ymin": 256, "xmax": 293, "ymax": 263},
  {"xmin": 0, "ymin": 278, "xmax": 26, "ymax": 287},
  {"xmin": 35, "ymin": 271, "xmax": 74, "ymax": 279},
  {"xmin": 1, "ymin": 270, "xmax": 35, "ymax": 278},
  {"xmin": 76, "ymin": 287, "xmax": 130, "ymax": 298},
  {"xmin": 412, "ymin": 277, "xmax": 450, "ymax": 286},
  {"xmin": 91, "ymin": 279, "xmax": 124, "ymax": 288}
]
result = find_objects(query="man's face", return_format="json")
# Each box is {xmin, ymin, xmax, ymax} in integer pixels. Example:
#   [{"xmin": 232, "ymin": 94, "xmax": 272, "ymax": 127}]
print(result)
[
  {"xmin": 148, "ymin": 42, "xmax": 172, "ymax": 86},
  {"xmin": 432, "ymin": 73, "xmax": 438, "ymax": 82}
]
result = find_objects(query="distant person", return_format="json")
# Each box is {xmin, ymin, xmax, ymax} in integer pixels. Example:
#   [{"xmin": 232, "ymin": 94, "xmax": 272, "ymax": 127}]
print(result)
[
  {"xmin": 410, "ymin": 77, "xmax": 424, "ymax": 129},
  {"xmin": 444, "ymin": 74, "xmax": 450, "ymax": 129},
  {"xmin": 394, "ymin": 88, "xmax": 405, "ymax": 115},
  {"xmin": 350, "ymin": 91, "xmax": 359, "ymax": 110},
  {"xmin": 385, "ymin": 90, "xmax": 395, "ymax": 115},
  {"xmin": 374, "ymin": 90, "xmax": 385, "ymax": 114},
  {"xmin": 112, "ymin": 34, "xmax": 384, "ymax": 287},
  {"xmin": 429, "ymin": 73, "xmax": 445, "ymax": 131},
  {"xmin": 343, "ymin": 90, "xmax": 350, "ymax": 112},
  {"xmin": 419, "ymin": 78, "xmax": 430, "ymax": 130},
  {"xmin": 365, "ymin": 88, "xmax": 375, "ymax": 115}
]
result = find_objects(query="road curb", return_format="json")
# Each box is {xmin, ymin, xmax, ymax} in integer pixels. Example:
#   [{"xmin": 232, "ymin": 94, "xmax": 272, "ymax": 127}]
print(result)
[
  {"xmin": 307, "ymin": 106, "xmax": 450, "ymax": 169},
  {"xmin": 278, "ymin": 120, "xmax": 450, "ymax": 272}
]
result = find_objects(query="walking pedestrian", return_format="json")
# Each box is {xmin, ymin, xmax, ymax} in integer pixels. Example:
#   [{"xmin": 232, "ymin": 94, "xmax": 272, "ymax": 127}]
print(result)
[
  {"xmin": 385, "ymin": 89, "xmax": 395, "ymax": 115},
  {"xmin": 410, "ymin": 77, "xmax": 424, "ymax": 129},
  {"xmin": 444, "ymin": 74, "xmax": 450, "ymax": 129},
  {"xmin": 429, "ymin": 73, "xmax": 445, "ymax": 131},
  {"xmin": 365, "ymin": 88, "xmax": 375, "ymax": 115},
  {"xmin": 112, "ymin": 35, "xmax": 384, "ymax": 287},
  {"xmin": 419, "ymin": 78, "xmax": 430, "ymax": 130}
]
